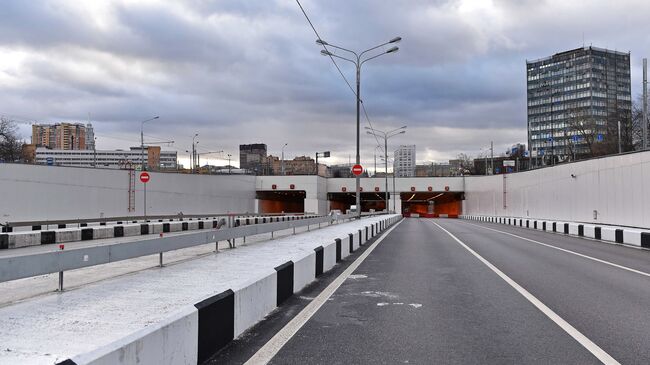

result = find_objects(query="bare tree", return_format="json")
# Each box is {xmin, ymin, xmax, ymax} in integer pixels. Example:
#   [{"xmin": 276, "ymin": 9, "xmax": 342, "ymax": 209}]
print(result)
[
  {"xmin": 632, "ymin": 95, "xmax": 647, "ymax": 150},
  {"xmin": 453, "ymin": 153, "xmax": 473, "ymax": 176},
  {"xmin": 565, "ymin": 108, "xmax": 598, "ymax": 158},
  {"xmin": 0, "ymin": 117, "xmax": 23, "ymax": 162},
  {"xmin": 565, "ymin": 106, "xmax": 637, "ymax": 158}
]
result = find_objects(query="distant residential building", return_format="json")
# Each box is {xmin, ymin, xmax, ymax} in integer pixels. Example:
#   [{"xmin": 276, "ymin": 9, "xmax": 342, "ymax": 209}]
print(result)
[
  {"xmin": 32, "ymin": 123, "xmax": 93, "ymax": 150},
  {"xmin": 239, "ymin": 143, "xmax": 268, "ymax": 174},
  {"xmin": 527, "ymin": 46, "xmax": 631, "ymax": 162},
  {"xmin": 34, "ymin": 146, "xmax": 177, "ymax": 170},
  {"xmin": 266, "ymin": 155, "xmax": 326, "ymax": 176},
  {"xmin": 415, "ymin": 163, "xmax": 451, "ymax": 177},
  {"xmin": 393, "ymin": 145, "xmax": 416, "ymax": 177}
]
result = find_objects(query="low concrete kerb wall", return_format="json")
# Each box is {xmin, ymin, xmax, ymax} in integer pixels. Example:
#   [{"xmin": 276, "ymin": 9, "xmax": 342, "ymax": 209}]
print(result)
[
  {"xmin": 459, "ymin": 215, "xmax": 650, "ymax": 249},
  {"xmin": 57, "ymin": 214, "xmax": 402, "ymax": 365}
]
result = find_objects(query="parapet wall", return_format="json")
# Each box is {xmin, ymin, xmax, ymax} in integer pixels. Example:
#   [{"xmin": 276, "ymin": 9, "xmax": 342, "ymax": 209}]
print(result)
[
  {"xmin": 0, "ymin": 164, "xmax": 256, "ymax": 222},
  {"xmin": 463, "ymin": 151, "xmax": 650, "ymax": 229}
]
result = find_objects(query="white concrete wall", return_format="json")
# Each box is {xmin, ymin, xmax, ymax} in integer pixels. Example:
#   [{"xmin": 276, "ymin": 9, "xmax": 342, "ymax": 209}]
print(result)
[
  {"xmin": 0, "ymin": 164, "xmax": 256, "ymax": 222},
  {"xmin": 463, "ymin": 151, "xmax": 650, "ymax": 228},
  {"xmin": 234, "ymin": 272, "xmax": 277, "ymax": 337},
  {"xmin": 326, "ymin": 176, "xmax": 465, "ymax": 194},
  {"xmin": 73, "ymin": 306, "xmax": 199, "ymax": 365}
]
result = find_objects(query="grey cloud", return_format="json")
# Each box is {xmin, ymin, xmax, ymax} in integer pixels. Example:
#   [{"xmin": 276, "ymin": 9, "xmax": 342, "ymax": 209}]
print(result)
[{"xmin": 0, "ymin": 0, "xmax": 648, "ymax": 165}]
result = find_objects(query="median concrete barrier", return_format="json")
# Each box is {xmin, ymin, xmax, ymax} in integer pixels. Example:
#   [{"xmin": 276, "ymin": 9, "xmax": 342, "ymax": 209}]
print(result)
[
  {"xmin": 7, "ymin": 231, "xmax": 41, "ymax": 249},
  {"xmin": 68, "ymin": 306, "xmax": 199, "ymax": 365}
]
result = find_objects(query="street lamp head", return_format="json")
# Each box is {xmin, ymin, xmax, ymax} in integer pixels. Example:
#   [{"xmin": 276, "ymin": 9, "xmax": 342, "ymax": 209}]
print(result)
[
  {"xmin": 389, "ymin": 37, "xmax": 402, "ymax": 44},
  {"xmin": 153, "ymin": 116, "xmax": 160, "ymax": 119},
  {"xmin": 320, "ymin": 49, "xmax": 333, "ymax": 56},
  {"xmin": 316, "ymin": 39, "xmax": 329, "ymax": 46},
  {"xmin": 386, "ymin": 46, "xmax": 399, "ymax": 54},
  {"xmin": 399, "ymin": 131, "xmax": 406, "ymax": 134}
]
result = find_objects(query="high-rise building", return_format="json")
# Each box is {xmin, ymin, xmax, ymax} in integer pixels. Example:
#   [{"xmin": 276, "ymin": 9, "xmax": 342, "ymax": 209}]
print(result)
[
  {"xmin": 32, "ymin": 123, "xmax": 89, "ymax": 150},
  {"xmin": 239, "ymin": 143, "xmax": 268, "ymax": 173},
  {"xmin": 85, "ymin": 123, "xmax": 95, "ymax": 151},
  {"xmin": 393, "ymin": 145, "xmax": 416, "ymax": 177},
  {"xmin": 526, "ymin": 46, "xmax": 631, "ymax": 162}
]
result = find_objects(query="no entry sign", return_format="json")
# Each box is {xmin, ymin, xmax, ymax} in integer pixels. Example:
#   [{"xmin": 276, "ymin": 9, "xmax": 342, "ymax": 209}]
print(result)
[
  {"xmin": 351, "ymin": 164, "xmax": 363, "ymax": 176},
  {"xmin": 140, "ymin": 172, "xmax": 150, "ymax": 183}
]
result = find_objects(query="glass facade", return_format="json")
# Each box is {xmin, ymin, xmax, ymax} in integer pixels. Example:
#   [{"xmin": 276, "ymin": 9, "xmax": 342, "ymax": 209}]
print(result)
[{"xmin": 526, "ymin": 46, "xmax": 631, "ymax": 161}]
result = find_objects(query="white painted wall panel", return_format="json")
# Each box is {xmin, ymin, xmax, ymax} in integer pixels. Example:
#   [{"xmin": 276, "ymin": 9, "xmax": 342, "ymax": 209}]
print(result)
[
  {"xmin": 233, "ymin": 272, "xmax": 276, "ymax": 337},
  {"xmin": 464, "ymin": 151, "xmax": 650, "ymax": 228},
  {"xmin": 0, "ymin": 164, "xmax": 255, "ymax": 222},
  {"xmin": 292, "ymin": 252, "xmax": 315, "ymax": 293}
]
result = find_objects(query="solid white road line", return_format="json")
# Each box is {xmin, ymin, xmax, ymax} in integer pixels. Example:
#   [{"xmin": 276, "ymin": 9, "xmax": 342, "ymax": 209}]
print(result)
[
  {"xmin": 244, "ymin": 219, "xmax": 404, "ymax": 365},
  {"xmin": 462, "ymin": 220, "xmax": 650, "ymax": 279},
  {"xmin": 430, "ymin": 220, "xmax": 620, "ymax": 365}
]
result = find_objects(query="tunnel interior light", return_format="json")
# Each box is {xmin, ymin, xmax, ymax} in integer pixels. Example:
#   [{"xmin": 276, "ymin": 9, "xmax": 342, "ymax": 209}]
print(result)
[{"xmin": 426, "ymin": 193, "xmax": 444, "ymax": 201}]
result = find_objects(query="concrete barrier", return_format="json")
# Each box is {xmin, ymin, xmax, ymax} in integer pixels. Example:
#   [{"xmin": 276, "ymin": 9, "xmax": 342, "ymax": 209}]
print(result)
[
  {"xmin": 7, "ymin": 231, "xmax": 41, "ymax": 249},
  {"xmin": 1, "ymin": 215, "xmax": 321, "ymax": 250},
  {"xmin": 68, "ymin": 306, "xmax": 199, "ymax": 365},
  {"xmin": 461, "ymin": 215, "xmax": 650, "ymax": 250},
  {"xmin": 233, "ymin": 272, "xmax": 276, "ymax": 338},
  {"xmin": 293, "ymin": 253, "xmax": 316, "ymax": 293},
  {"xmin": 47, "ymin": 215, "xmax": 401, "ymax": 365}
]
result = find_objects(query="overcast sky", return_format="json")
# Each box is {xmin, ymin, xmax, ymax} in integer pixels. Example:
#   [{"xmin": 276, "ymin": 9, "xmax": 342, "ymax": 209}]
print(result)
[{"xmin": 1, "ymin": 0, "xmax": 648, "ymax": 168}]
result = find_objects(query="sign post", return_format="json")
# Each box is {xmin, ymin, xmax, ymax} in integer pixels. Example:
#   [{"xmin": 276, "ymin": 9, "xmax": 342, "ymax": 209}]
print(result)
[{"xmin": 140, "ymin": 172, "xmax": 150, "ymax": 217}]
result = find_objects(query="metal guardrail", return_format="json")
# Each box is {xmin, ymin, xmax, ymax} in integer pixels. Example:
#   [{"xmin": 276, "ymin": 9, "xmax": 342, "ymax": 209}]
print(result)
[{"xmin": 0, "ymin": 212, "xmax": 387, "ymax": 287}]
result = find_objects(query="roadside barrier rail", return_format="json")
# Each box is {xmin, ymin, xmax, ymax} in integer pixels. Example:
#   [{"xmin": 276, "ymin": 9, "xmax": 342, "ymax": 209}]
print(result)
[{"xmin": 0, "ymin": 212, "xmax": 385, "ymax": 288}]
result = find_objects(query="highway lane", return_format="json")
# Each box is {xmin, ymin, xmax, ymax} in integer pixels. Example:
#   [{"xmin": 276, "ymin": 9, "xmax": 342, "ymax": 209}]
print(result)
[
  {"xmin": 431, "ymin": 218, "xmax": 650, "ymax": 364},
  {"xmin": 459, "ymin": 219, "xmax": 650, "ymax": 275},
  {"xmin": 264, "ymin": 218, "xmax": 602, "ymax": 364}
]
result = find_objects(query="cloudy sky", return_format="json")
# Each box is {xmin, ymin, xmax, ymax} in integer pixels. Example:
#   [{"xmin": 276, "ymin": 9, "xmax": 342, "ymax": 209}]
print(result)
[{"xmin": 0, "ymin": 0, "xmax": 648, "ymax": 168}]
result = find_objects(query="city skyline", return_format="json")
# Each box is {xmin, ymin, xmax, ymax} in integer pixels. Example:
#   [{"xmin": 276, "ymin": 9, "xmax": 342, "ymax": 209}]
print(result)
[{"xmin": 1, "ymin": 0, "xmax": 649, "ymax": 168}]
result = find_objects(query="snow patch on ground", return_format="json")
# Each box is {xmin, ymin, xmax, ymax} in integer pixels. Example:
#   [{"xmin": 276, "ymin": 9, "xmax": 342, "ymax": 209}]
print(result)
[{"xmin": 348, "ymin": 274, "xmax": 367, "ymax": 280}]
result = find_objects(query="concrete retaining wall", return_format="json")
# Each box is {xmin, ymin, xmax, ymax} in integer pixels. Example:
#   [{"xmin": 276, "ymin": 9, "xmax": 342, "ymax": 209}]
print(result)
[
  {"xmin": 0, "ymin": 164, "xmax": 256, "ymax": 222},
  {"xmin": 463, "ymin": 151, "xmax": 650, "ymax": 229}
]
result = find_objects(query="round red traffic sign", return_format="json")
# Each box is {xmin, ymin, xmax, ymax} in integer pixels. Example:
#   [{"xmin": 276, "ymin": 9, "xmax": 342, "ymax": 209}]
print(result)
[
  {"xmin": 140, "ymin": 172, "xmax": 150, "ymax": 183},
  {"xmin": 351, "ymin": 164, "xmax": 363, "ymax": 176}
]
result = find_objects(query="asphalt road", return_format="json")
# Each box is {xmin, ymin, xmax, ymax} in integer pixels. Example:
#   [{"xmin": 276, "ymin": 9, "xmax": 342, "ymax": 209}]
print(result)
[{"xmin": 247, "ymin": 218, "xmax": 650, "ymax": 364}]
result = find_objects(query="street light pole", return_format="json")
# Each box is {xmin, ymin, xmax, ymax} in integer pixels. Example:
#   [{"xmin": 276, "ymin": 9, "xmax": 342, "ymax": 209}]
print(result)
[
  {"xmin": 140, "ymin": 116, "xmax": 159, "ymax": 171},
  {"xmin": 281, "ymin": 143, "xmax": 288, "ymax": 175},
  {"xmin": 318, "ymin": 36, "xmax": 401, "ymax": 219},
  {"xmin": 366, "ymin": 126, "xmax": 406, "ymax": 213},
  {"xmin": 191, "ymin": 133, "xmax": 198, "ymax": 173},
  {"xmin": 315, "ymin": 151, "xmax": 331, "ymax": 176},
  {"xmin": 227, "ymin": 154, "xmax": 232, "ymax": 174}
]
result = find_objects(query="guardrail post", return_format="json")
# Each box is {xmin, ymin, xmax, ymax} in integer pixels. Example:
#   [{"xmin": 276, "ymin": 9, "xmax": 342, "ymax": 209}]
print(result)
[{"xmin": 58, "ymin": 244, "xmax": 64, "ymax": 291}]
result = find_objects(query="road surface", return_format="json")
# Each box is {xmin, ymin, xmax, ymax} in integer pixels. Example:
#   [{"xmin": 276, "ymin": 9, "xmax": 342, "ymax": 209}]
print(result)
[{"xmin": 235, "ymin": 218, "xmax": 650, "ymax": 364}]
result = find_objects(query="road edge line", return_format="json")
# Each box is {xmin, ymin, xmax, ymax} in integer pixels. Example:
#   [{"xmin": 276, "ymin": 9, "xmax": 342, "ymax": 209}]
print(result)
[
  {"xmin": 430, "ymin": 220, "xmax": 620, "ymax": 365},
  {"xmin": 461, "ymin": 220, "xmax": 650, "ymax": 279},
  {"xmin": 243, "ymin": 219, "xmax": 404, "ymax": 365}
]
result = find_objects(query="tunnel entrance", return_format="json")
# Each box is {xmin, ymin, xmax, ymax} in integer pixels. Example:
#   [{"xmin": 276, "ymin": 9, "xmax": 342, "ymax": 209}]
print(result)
[
  {"xmin": 327, "ymin": 192, "xmax": 388, "ymax": 213},
  {"xmin": 256, "ymin": 190, "xmax": 305, "ymax": 213},
  {"xmin": 400, "ymin": 192, "xmax": 463, "ymax": 218}
]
